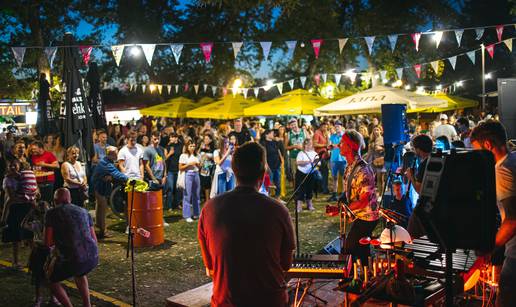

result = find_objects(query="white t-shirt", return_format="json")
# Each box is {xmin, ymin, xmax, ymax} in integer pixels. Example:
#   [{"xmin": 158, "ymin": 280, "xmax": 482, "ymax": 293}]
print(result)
[
  {"xmin": 179, "ymin": 154, "xmax": 200, "ymax": 172},
  {"xmin": 296, "ymin": 150, "xmax": 319, "ymax": 174},
  {"xmin": 495, "ymin": 152, "xmax": 516, "ymax": 259},
  {"xmin": 118, "ymin": 145, "xmax": 144, "ymax": 179},
  {"xmin": 433, "ymin": 124, "xmax": 457, "ymax": 142},
  {"xmin": 213, "ymin": 149, "xmax": 232, "ymax": 172}
]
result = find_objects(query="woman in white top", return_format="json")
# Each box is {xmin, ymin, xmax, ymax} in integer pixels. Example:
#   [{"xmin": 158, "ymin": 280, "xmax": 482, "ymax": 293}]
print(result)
[
  {"xmin": 295, "ymin": 138, "xmax": 319, "ymax": 212},
  {"xmin": 61, "ymin": 146, "xmax": 87, "ymax": 207},
  {"xmin": 210, "ymin": 135, "xmax": 237, "ymax": 198},
  {"xmin": 179, "ymin": 140, "xmax": 201, "ymax": 222}
]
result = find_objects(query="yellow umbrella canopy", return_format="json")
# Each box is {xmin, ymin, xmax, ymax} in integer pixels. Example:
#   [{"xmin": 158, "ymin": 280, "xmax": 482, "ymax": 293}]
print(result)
[
  {"xmin": 186, "ymin": 94, "xmax": 259, "ymax": 119},
  {"xmin": 196, "ymin": 96, "xmax": 215, "ymax": 106},
  {"xmin": 244, "ymin": 89, "xmax": 331, "ymax": 116},
  {"xmin": 408, "ymin": 94, "xmax": 478, "ymax": 113},
  {"xmin": 139, "ymin": 97, "xmax": 196, "ymax": 118}
]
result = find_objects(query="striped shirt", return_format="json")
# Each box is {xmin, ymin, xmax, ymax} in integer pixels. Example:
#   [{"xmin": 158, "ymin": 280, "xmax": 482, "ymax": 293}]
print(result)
[{"xmin": 17, "ymin": 170, "xmax": 38, "ymax": 202}]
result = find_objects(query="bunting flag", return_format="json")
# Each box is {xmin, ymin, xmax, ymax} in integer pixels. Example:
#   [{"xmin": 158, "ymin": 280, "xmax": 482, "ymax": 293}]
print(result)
[
  {"xmin": 288, "ymin": 79, "xmax": 294, "ymax": 89},
  {"xmin": 431, "ymin": 60, "xmax": 439, "ymax": 74},
  {"xmin": 253, "ymin": 88, "xmax": 259, "ymax": 97},
  {"xmin": 194, "ymin": 84, "xmax": 199, "ymax": 94},
  {"xmin": 314, "ymin": 74, "xmax": 320, "ymax": 86},
  {"xmin": 411, "ymin": 33, "xmax": 422, "ymax": 51},
  {"xmin": 211, "ymin": 86, "xmax": 217, "ymax": 95},
  {"xmin": 140, "ymin": 44, "xmax": 156, "ymax": 66},
  {"xmin": 243, "ymin": 88, "xmax": 248, "ymax": 99},
  {"xmin": 300, "ymin": 76, "xmax": 307, "ymax": 88},
  {"xmin": 466, "ymin": 50, "xmax": 476, "ymax": 64},
  {"xmin": 175, "ymin": 84, "xmax": 179, "ymax": 93},
  {"xmin": 311, "ymin": 39, "xmax": 323, "ymax": 59},
  {"xmin": 285, "ymin": 40, "xmax": 297, "ymax": 57},
  {"xmin": 395, "ymin": 68, "xmax": 403, "ymax": 80},
  {"xmin": 203, "ymin": 84, "xmax": 208, "ymax": 92},
  {"xmin": 347, "ymin": 72, "xmax": 357, "ymax": 83},
  {"xmin": 388, "ymin": 35, "xmax": 398, "ymax": 52},
  {"xmin": 277, "ymin": 83, "xmax": 283, "ymax": 94},
  {"xmin": 496, "ymin": 25, "xmax": 504, "ymax": 42},
  {"xmin": 455, "ymin": 29, "xmax": 464, "ymax": 47},
  {"xmin": 338, "ymin": 38, "xmax": 348, "ymax": 54},
  {"xmin": 111, "ymin": 45, "xmax": 125, "ymax": 66},
  {"xmin": 321, "ymin": 73, "xmax": 327, "ymax": 83},
  {"xmin": 167, "ymin": 85, "xmax": 172, "ymax": 95},
  {"xmin": 184, "ymin": 83, "xmax": 189, "ymax": 92},
  {"xmin": 222, "ymin": 88, "xmax": 228, "ymax": 96},
  {"xmin": 157, "ymin": 84, "xmax": 163, "ymax": 94},
  {"xmin": 11, "ymin": 47, "xmax": 26, "ymax": 67},
  {"xmin": 486, "ymin": 44, "xmax": 495, "ymax": 59},
  {"xmin": 448, "ymin": 56, "xmax": 457, "ymax": 70},
  {"xmin": 433, "ymin": 31, "xmax": 443, "ymax": 49},
  {"xmin": 475, "ymin": 28, "xmax": 484, "ymax": 40},
  {"xmin": 142, "ymin": 84, "xmax": 146, "ymax": 93},
  {"xmin": 414, "ymin": 64, "xmax": 422, "ymax": 79},
  {"xmin": 44, "ymin": 47, "xmax": 58, "ymax": 68},
  {"xmin": 334, "ymin": 74, "xmax": 342, "ymax": 86},
  {"xmin": 364, "ymin": 36, "xmax": 375, "ymax": 55},
  {"xmin": 504, "ymin": 38, "xmax": 513, "ymax": 52},
  {"xmin": 200, "ymin": 42, "xmax": 214, "ymax": 63},
  {"xmin": 79, "ymin": 46, "xmax": 92, "ymax": 65},
  {"xmin": 232, "ymin": 42, "xmax": 243, "ymax": 59},
  {"xmin": 170, "ymin": 44, "xmax": 183, "ymax": 64},
  {"xmin": 380, "ymin": 70, "xmax": 387, "ymax": 82},
  {"xmin": 260, "ymin": 41, "xmax": 272, "ymax": 60}
]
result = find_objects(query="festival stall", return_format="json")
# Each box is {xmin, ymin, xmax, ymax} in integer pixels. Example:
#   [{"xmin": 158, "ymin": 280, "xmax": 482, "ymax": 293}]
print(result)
[
  {"xmin": 243, "ymin": 89, "xmax": 331, "ymax": 116},
  {"xmin": 186, "ymin": 94, "xmax": 259, "ymax": 119},
  {"xmin": 410, "ymin": 94, "xmax": 478, "ymax": 113}
]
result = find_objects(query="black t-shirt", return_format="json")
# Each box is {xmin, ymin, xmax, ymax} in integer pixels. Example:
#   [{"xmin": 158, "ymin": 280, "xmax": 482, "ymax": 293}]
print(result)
[
  {"xmin": 389, "ymin": 196, "xmax": 413, "ymax": 227},
  {"xmin": 166, "ymin": 142, "xmax": 183, "ymax": 173},
  {"xmin": 229, "ymin": 129, "xmax": 252, "ymax": 146},
  {"xmin": 264, "ymin": 140, "xmax": 281, "ymax": 170},
  {"xmin": 415, "ymin": 157, "xmax": 428, "ymax": 184}
]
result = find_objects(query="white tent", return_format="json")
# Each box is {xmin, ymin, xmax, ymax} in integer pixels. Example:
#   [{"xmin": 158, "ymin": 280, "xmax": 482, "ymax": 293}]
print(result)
[{"xmin": 314, "ymin": 86, "xmax": 448, "ymax": 115}]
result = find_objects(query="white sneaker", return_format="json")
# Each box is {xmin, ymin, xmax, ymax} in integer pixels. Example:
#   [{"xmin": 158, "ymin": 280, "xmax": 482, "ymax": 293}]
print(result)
[
  {"xmin": 185, "ymin": 218, "xmax": 194, "ymax": 223},
  {"xmin": 163, "ymin": 222, "xmax": 170, "ymax": 227}
]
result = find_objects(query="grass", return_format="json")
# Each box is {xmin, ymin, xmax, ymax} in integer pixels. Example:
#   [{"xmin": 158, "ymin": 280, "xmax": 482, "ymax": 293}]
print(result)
[{"xmin": 0, "ymin": 190, "xmax": 340, "ymax": 306}]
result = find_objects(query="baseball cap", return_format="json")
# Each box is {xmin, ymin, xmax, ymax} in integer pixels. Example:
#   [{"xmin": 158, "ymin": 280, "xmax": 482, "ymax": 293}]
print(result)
[
  {"xmin": 334, "ymin": 120, "xmax": 343, "ymax": 126},
  {"xmin": 439, "ymin": 114, "xmax": 448, "ymax": 120}
]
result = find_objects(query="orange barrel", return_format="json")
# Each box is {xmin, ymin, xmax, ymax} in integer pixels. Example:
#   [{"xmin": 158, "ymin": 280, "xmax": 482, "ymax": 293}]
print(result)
[{"xmin": 127, "ymin": 190, "xmax": 165, "ymax": 247}]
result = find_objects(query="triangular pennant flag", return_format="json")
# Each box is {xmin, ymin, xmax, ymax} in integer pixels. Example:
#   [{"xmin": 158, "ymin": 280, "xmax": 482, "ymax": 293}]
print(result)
[
  {"xmin": 285, "ymin": 41, "xmax": 297, "ymax": 57},
  {"xmin": 364, "ymin": 36, "xmax": 375, "ymax": 55},
  {"xmin": 414, "ymin": 64, "xmax": 422, "ymax": 79},
  {"xmin": 504, "ymin": 39, "xmax": 513, "ymax": 52},
  {"xmin": 184, "ymin": 83, "xmax": 189, "ymax": 92},
  {"xmin": 194, "ymin": 84, "xmax": 199, "ymax": 94},
  {"xmin": 79, "ymin": 46, "xmax": 92, "ymax": 65},
  {"xmin": 277, "ymin": 83, "xmax": 283, "ymax": 95},
  {"xmin": 140, "ymin": 44, "xmax": 156, "ymax": 66},
  {"xmin": 253, "ymin": 88, "xmax": 259, "ymax": 97},
  {"xmin": 222, "ymin": 88, "xmax": 228, "ymax": 96},
  {"xmin": 486, "ymin": 44, "xmax": 495, "ymax": 59},
  {"xmin": 475, "ymin": 28, "xmax": 484, "ymax": 40},
  {"xmin": 200, "ymin": 42, "xmax": 214, "ymax": 63},
  {"xmin": 338, "ymin": 38, "xmax": 348, "ymax": 54},
  {"xmin": 157, "ymin": 84, "xmax": 163, "ymax": 94},
  {"xmin": 347, "ymin": 72, "xmax": 357, "ymax": 83},
  {"xmin": 44, "ymin": 47, "xmax": 58, "ymax": 69},
  {"xmin": 311, "ymin": 39, "xmax": 323, "ymax": 59},
  {"xmin": 454, "ymin": 29, "xmax": 464, "ymax": 47},
  {"xmin": 433, "ymin": 31, "xmax": 443, "ymax": 49},
  {"xmin": 211, "ymin": 86, "xmax": 217, "ymax": 95},
  {"xmin": 334, "ymin": 74, "xmax": 342, "ymax": 86},
  {"xmin": 388, "ymin": 35, "xmax": 398, "ymax": 52},
  {"xmin": 175, "ymin": 84, "xmax": 179, "ymax": 93},
  {"xmin": 496, "ymin": 25, "xmax": 504, "ymax": 42},
  {"xmin": 170, "ymin": 44, "xmax": 183, "ymax": 64},
  {"xmin": 142, "ymin": 84, "xmax": 146, "ymax": 93},
  {"xmin": 395, "ymin": 68, "xmax": 403, "ymax": 80},
  {"xmin": 11, "ymin": 47, "xmax": 26, "ymax": 67},
  {"xmin": 111, "ymin": 45, "xmax": 125, "ymax": 66},
  {"xmin": 314, "ymin": 74, "xmax": 320, "ymax": 86},
  {"xmin": 203, "ymin": 84, "xmax": 208, "ymax": 92},
  {"xmin": 448, "ymin": 56, "xmax": 457, "ymax": 70},
  {"xmin": 300, "ymin": 76, "xmax": 307, "ymax": 88},
  {"xmin": 321, "ymin": 73, "xmax": 327, "ymax": 83},
  {"xmin": 431, "ymin": 60, "xmax": 439, "ymax": 74},
  {"xmin": 232, "ymin": 42, "xmax": 243, "ymax": 59},
  {"xmin": 243, "ymin": 88, "xmax": 248, "ymax": 99},
  {"xmin": 288, "ymin": 79, "xmax": 294, "ymax": 89},
  {"xmin": 466, "ymin": 50, "xmax": 476, "ymax": 64},
  {"xmin": 380, "ymin": 70, "xmax": 387, "ymax": 82},
  {"xmin": 260, "ymin": 41, "xmax": 272, "ymax": 60},
  {"xmin": 167, "ymin": 85, "xmax": 172, "ymax": 95},
  {"xmin": 411, "ymin": 33, "xmax": 422, "ymax": 51}
]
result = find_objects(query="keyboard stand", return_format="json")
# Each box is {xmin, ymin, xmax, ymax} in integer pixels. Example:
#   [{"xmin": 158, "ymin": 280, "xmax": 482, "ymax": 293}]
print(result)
[{"xmin": 293, "ymin": 278, "xmax": 328, "ymax": 307}]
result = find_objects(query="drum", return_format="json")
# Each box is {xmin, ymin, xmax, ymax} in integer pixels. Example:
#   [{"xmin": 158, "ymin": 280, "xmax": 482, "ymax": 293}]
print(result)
[{"xmin": 127, "ymin": 190, "xmax": 165, "ymax": 248}]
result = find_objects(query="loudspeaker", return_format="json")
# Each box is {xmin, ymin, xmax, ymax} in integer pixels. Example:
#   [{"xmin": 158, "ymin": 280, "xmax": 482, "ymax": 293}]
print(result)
[
  {"xmin": 416, "ymin": 149, "xmax": 497, "ymax": 252},
  {"xmin": 498, "ymin": 78, "xmax": 516, "ymax": 139},
  {"xmin": 320, "ymin": 236, "xmax": 341, "ymax": 254},
  {"xmin": 381, "ymin": 104, "xmax": 409, "ymax": 145}
]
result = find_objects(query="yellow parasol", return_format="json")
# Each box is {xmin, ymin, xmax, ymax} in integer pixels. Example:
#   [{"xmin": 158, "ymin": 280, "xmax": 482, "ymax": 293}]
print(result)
[
  {"xmin": 139, "ymin": 97, "xmax": 196, "ymax": 118},
  {"xmin": 196, "ymin": 96, "xmax": 215, "ymax": 106},
  {"xmin": 408, "ymin": 94, "xmax": 478, "ymax": 113},
  {"xmin": 244, "ymin": 89, "xmax": 331, "ymax": 116},
  {"xmin": 186, "ymin": 94, "xmax": 259, "ymax": 119}
]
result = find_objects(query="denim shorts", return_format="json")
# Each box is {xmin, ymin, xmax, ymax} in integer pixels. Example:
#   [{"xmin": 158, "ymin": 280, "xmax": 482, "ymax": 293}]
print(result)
[{"xmin": 330, "ymin": 161, "xmax": 347, "ymax": 177}]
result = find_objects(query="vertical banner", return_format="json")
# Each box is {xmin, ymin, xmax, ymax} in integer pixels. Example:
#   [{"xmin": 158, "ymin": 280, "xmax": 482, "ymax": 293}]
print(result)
[
  {"xmin": 288, "ymin": 79, "xmax": 294, "ymax": 89},
  {"xmin": 486, "ymin": 44, "xmax": 495, "ymax": 59},
  {"xmin": 504, "ymin": 39, "xmax": 513, "ymax": 52},
  {"xmin": 45, "ymin": 47, "xmax": 58, "ymax": 68},
  {"xmin": 454, "ymin": 29, "xmax": 464, "ymax": 47},
  {"xmin": 285, "ymin": 40, "xmax": 297, "ymax": 57},
  {"xmin": 431, "ymin": 60, "xmax": 439, "ymax": 74},
  {"xmin": 111, "ymin": 45, "xmax": 125, "ymax": 66},
  {"xmin": 448, "ymin": 56, "xmax": 457, "ymax": 70},
  {"xmin": 79, "ymin": 46, "xmax": 92, "ymax": 65},
  {"xmin": 414, "ymin": 64, "xmax": 422, "ymax": 79},
  {"xmin": 300, "ymin": 76, "xmax": 307, "ymax": 88},
  {"xmin": 170, "ymin": 44, "xmax": 183, "ymax": 64},
  {"xmin": 433, "ymin": 31, "xmax": 443, "ymax": 49},
  {"xmin": 395, "ymin": 68, "xmax": 403, "ymax": 80},
  {"xmin": 11, "ymin": 47, "xmax": 26, "ymax": 67},
  {"xmin": 388, "ymin": 35, "xmax": 398, "ymax": 52},
  {"xmin": 411, "ymin": 33, "xmax": 422, "ymax": 51},
  {"xmin": 475, "ymin": 28, "xmax": 484, "ymax": 40},
  {"xmin": 364, "ymin": 36, "xmax": 375, "ymax": 55},
  {"xmin": 200, "ymin": 42, "xmax": 214, "ymax": 63},
  {"xmin": 338, "ymin": 38, "xmax": 348, "ymax": 54},
  {"xmin": 466, "ymin": 50, "xmax": 476, "ymax": 64},
  {"xmin": 311, "ymin": 39, "xmax": 323, "ymax": 59},
  {"xmin": 496, "ymin": 25, "xmax": 504, "ymax": 42},
  {"xmin": 260, "ymin": 41, "xmax": 272, "ymax": 60},
  {"xmin": 232, "ymin": 42, "xmax": 243, "ymax": 59},
  {"xmin": 334, "ymin": 74, "xmax": 342, "ymax": 86},
  {"xmin": 140, "ymin": 44, "xmax": 156, "ymax": 66}
]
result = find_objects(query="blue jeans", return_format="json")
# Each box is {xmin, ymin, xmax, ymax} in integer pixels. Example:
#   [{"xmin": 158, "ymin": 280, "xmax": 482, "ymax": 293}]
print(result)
[
  {"xmin": 165, "ymin": 171, "xmax": 180, "ymax": 210},
  {"xmin": 269, "ymin": 168, "xmax": 281, "ymax": 197},
  {"xmin": 330, "ymin": 161, "xmax": 347, "ymax": 177},
  {"xmin": 217, "ymin": 172, "xmax": 235, "ymax": 195},
  {"xmin": 182, "ymin": 171, "xmax": 200, "ymax": 219}
]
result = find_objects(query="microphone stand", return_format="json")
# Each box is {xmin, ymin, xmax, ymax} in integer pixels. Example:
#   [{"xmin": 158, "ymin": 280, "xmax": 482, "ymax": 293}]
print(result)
[{"xmin": 126, "ymin": 180, "xmax": 137, "ymax": 307}]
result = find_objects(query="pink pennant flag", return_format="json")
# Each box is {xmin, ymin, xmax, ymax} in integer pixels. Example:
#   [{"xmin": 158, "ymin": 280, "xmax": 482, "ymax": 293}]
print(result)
[
  {"xmin": 184, "ymin": 83, "xmax": 189, "ymax": 92},
  {"xmin": 314, "ymin": 74, "xmax": 320, "ymax": 86},
  {"xmin": 311, "ymin": 39, "xmax": 323, "ymax": 59},
  {"xmin": 486, "ymin": 44, "xmax": 495, "ymax": 59},
  {"xmin": 200, "ymin": 42, "xmax": 213, "ymax": 63},
  {"xmin": 496, "ymin": 25, "xmax": 504, "ymax": 42},
  {"xmin": 411, "ymin": 33, "xmax": 422, "ymax": 51},
  {"xmin": 222, "ymin": 88, "xmax": 228, "ymax": 96},
  {"xmin": 79, "ymin": 46, "xmax": 93, "ymax": 65},
  {"xmin": 414, "ymin": 64, "xmax": 422, "ymax": 79}
]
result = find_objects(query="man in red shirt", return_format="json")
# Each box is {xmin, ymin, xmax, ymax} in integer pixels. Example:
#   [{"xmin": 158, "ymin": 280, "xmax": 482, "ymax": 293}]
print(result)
[
  {"xmin": 29, "ymin": 141, "xmax": 59, "ymax": 203},
  {"xmin": 198, "ymin": 142, "xmax": 295, "ymax": 307}
]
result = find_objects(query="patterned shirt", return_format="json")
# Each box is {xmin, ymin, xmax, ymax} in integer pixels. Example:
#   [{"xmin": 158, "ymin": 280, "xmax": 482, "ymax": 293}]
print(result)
[{"xmin": 343, "ymin": 157, "xmax": 379, "ymax": 221}]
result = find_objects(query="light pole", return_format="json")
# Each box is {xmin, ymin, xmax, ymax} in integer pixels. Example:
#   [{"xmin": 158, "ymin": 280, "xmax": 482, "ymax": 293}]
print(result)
[{"xmin": 481, "ymin": 44, "xmax": 486, "ymax": 111}]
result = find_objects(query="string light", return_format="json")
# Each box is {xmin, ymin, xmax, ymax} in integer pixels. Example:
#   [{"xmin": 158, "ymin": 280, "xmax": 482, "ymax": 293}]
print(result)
[{"xmin": 485, "ymin": 73, "xmax": 492, "ymax": 80}]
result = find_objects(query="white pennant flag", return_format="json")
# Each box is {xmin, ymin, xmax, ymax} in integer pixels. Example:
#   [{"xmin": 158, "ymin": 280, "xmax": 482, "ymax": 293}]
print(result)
[
  {"xmin": 232, "ymin": 42, "xmax": 243, "ymax": 59},
  {"xmin": 448, "ymin": 56, "xmax": 457, "ymax": 70},
  {"xmin": 211, "ymin": 86, "xmax": 217, "ymax": 95},
  {"xmin": 175, "ymin": 84, "xmax": 179, "ymax": 93},
  {"xmin": 334, "ymin": 74, "xmax": 342, "ymax": 86},
  {"xmin": 300, "ymin": 76, "xmax": 307, "ymax": 88},
  {"xmin": 111, "ymin": 45, "xmax": 125, "ymax": 66},
  {"xmin": 504, "ymin": 39, "xmax": 513, "ymax": 52},
  {"xmin": 285, "ymin": 41, "xmax": 297, "ymax": 57},
  {"xmin": 203, "ymin": 84, "xmax": 208, "ymax": 92},
  {"xmin": 260, "ymin": 41, "xmax": 272, "ymax": 60},
  {"xmin": 431, "ymin": 60, "xmax": 439, "ymax": 74},
  {"xmin": 434, "ymin": 31, "xmax": 443, "ymax": 48},
  {"xmin": 475, "ymin": 28, "xmax": 484, "ymax": 40},
  {"xmin": 170, "ymin": 44, "xmax": 183, "ymax": 64},
  {"xmin": 194, "ymin": 84, "xmax": 199, "ymax": 94},
  {"xmin": 44, "ymin": 47, "xmax": 58, "ymax": 69},
  {"xmin": 288, "ymin": 79, "xmax": 294, "ymax": 89},
  {"xmin": 167, "ymin": 85, "xmax": 172, "ymax": 95},
  {"xmin": 395, "ymin": 68, "xmax": 403, "ymax": 80},
  {"xmin": 253, "ymin": 88, "xmax": 259, "ymax": 97},
  {"xmin": 388, "ymin": 35, "xmax": 398, "ymax": 52},
  {"xmin": 157, "ymin": 84, "xmax": 163, "ymax": 94},
  {"xmin": 380, "ymin": 70, "xmax": 388, "ymax": 82},
  {"xmin": 142, "ymin": 85, "xmax": 146, "ymax": 93},
  {"xmin": 276, "ymin": 83, "xmax": 283, "ymax": 95},
  {"xmin": 321, "ymin": 73, "xmax": 327, "ymax": 83},
  {"xmin": 338, "ymin": 38, "xmax": 348, "ymax": 54},
  {"xmin": 364, "ymin": 36, "xmax": 375, "ymax": 55},
  {"xmin": 455, "ymin": 29, "xmax": 464, "ymax": 47},
  {"xmin": 243, "ymin": 88, "xmax": 248, "ymax": 99},
  {"xmin": 140, "ymin": 44, "xmax": 156, "ymax": 66},
  {"xmin": 466, "ymin": 50, "xmax": 476, "ymax": 64},
  {"xmin": 11, "ymin": 47, "xmax": 26, "ymax": 67}
]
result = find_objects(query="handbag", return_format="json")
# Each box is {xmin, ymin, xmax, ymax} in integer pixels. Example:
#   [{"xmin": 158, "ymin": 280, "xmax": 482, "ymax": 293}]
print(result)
[
  {"xmin": 68, "ymin": 162, "xmax": 89, "ymax": 200},
  {"xmin": 176, "ymin": 171, "xmax": 186, "ymax": 190}
]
